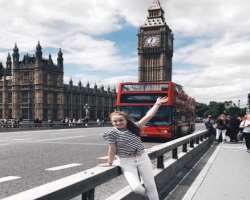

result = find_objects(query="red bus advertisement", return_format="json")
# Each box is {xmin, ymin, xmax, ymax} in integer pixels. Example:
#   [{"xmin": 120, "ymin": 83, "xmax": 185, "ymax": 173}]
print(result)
[{"xmin": 116, "ymin": 82, "xmax": 196, "ymax": 140}]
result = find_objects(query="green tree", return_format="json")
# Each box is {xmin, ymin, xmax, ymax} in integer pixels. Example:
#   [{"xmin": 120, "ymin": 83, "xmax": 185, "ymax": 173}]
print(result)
[
  {"xmin": 206, "ymin": 101, "xmax": 225, "ymax": 118},
  {"xmin": 196, "ymin": 102, "xmax": 209, "ymax": 118},
  {"xmin": 225, "ymin": 107, "xmax": 241, "ymax": 116}
]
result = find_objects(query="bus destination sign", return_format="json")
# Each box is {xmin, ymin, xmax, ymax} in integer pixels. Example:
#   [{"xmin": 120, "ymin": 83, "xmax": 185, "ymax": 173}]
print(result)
[{"xmin": 122, "ymin": 84, "xmax": 168, "ymax": 92}]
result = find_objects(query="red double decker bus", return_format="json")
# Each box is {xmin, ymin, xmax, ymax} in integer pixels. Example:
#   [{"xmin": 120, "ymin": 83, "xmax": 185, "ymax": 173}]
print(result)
[{"xmin": 116, "ymin": 82, "xmax": 196, "ymax": 140}]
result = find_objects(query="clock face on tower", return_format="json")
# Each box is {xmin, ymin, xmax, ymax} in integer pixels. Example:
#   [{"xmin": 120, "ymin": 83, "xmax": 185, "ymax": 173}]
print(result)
[{"xmin": 143, "ymin": 35, "xmax": 160, "ymax": 47}]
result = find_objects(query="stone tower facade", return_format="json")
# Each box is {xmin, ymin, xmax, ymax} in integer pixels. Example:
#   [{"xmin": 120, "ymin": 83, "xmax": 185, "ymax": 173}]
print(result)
[
  {"xmin": 11, "ymin": 42, "xmax": 64, "ymax": 121},
  {"xmin": 138, "ymin": 0, "xmax": 174, "ymax": 82}
]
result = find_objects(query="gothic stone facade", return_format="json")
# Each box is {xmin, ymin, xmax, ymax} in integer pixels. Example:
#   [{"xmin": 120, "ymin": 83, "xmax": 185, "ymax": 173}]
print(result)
[
  {"xmin": 0, "ymin": 43, "xmax": 116, "ymax": 121},
  {"xmin": 138, "ymin": 0, "xmax": 174, "ymax": 82}
]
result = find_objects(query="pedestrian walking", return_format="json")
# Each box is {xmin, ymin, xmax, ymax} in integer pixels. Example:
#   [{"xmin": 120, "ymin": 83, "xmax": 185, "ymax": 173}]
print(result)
[
  {"xmin": 102, "ymin": 97, "xmax": 168, "ymax": 200},
  {"xmin": 215, "ymin": 114, "xmax": 228, "ymax": 143},
  {"xmin": 227, "ymin": 115, "xmax": 240, "ymax": 143},
  {"xmin": 240, "ymin": 114, "xmax": 250, "ymax": 152},
  {"xmin": 204, "ymin": 115, "xmax": 215, "ymax": 136}
]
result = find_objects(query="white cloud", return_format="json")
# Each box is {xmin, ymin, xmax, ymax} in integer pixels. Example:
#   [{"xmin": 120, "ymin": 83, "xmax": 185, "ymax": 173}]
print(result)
[{"xmin": 173, "ymin": 35, "xmax": 250, "ymax": 106}]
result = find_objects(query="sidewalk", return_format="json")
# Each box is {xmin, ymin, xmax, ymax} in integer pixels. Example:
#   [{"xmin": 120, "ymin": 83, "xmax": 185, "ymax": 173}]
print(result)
[{"xmin": 182, "ymin": 142, "xmax": 250, "ymax": 200}]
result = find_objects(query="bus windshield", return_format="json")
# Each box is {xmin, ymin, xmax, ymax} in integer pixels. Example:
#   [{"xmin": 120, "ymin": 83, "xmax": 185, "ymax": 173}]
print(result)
[
  {"xmin": 120, "ymin": 93, "xmax": 167, "ymax": 104},
  {"xmin": 119, "ymin": 106, "xmax": 173, "ymax": 126}
]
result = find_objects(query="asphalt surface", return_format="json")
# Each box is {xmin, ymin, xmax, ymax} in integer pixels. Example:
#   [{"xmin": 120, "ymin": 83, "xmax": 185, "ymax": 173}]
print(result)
[{"xmin": 0, "ymin": 124, "xmax": 204, "ymax": 200}]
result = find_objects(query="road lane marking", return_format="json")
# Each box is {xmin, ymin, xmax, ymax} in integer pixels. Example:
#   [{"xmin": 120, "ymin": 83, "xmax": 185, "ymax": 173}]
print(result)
[
  {"xmin": 13, "ymin": 138, "xmax": 32, "ymax": 141},
  {"xmin": 45, "ymin": 163, "xmax": 82, "ymax": 171},
  {"xmin": 0, "ymin": 176, "xmax": 21, "ymax": 183},
  {"xmin": 97, "ymin": 156, "xmax": 108, "ymax": 160}
]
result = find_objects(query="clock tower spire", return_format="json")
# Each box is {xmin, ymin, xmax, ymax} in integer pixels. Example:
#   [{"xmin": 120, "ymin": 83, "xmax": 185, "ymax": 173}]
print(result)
[{"xmin": 138, "ymin": 0, "xmax": 174, "ymax": 82}]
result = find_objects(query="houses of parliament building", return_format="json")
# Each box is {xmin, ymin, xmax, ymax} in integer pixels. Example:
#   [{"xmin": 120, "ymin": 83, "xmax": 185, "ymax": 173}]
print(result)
[{"xmin": 0, "ymin": 43, "xmax": 116, "ymax": 121}]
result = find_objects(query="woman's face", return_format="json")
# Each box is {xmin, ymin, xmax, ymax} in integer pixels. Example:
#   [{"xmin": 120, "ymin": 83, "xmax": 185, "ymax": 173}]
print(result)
[{"xmin": 111, "ymin": 114, "xmax": 127, "ymax": 129}]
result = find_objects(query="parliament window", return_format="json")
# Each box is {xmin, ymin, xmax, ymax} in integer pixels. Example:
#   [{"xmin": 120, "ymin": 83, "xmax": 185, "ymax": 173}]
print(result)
[
  {"xmin": 23, "ymin": 72, "xmax": 33, "ymax": 83},
  {"xmin": 8, "ymin": 92, "xmax": 12, "ymax": 103}
]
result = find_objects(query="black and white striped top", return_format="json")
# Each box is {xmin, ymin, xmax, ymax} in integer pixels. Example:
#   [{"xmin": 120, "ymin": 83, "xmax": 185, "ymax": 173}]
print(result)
[{"xmin": 103, "ymin": 127, "xmax": 145, "ymax": 158}]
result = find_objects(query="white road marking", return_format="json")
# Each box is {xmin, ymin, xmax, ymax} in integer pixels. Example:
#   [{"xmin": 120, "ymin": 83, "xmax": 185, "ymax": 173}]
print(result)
[
  {"xmin": 45, "ymin": 163, "xmax": 82, "ymax": 171},
  {"xmin": 0, "ymin": 176, "xmax": 21, "ymax": 183},
  {"xmin": 97, "ymin": 156, "xmax": 108, "ymax": 160},
  {"xmin": 182, "ymin": 145, "xmax": 221, "ymax": 200},
  {"xmin": 13, "ymin": 138, "xmax": 32, "ymax": 141}
]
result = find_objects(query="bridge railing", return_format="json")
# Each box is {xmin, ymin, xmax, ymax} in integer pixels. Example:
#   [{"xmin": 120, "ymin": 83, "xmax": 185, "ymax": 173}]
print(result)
[
  {"xmin": 3, "ymin": 130, "xmax": 210, "ymax": 200},
  {"xmin": 0, "ymin": 121, "xmax": 110, "ymax": 131}
]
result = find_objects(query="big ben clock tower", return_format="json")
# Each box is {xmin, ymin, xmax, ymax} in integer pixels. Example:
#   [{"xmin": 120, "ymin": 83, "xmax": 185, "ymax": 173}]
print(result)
[{"xmin": 138, "ymin": 0, "xmax": 174, "ymax": 82}]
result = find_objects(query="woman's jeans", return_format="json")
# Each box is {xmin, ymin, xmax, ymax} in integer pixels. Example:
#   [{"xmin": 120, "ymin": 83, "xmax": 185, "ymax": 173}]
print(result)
[
  {"xmin": 216, "ymin": 129, "xmax": 226, "ymax": 141},
  {"xmin": 118, "ymin": 152, "xmax": 159, "ymax": 200}
]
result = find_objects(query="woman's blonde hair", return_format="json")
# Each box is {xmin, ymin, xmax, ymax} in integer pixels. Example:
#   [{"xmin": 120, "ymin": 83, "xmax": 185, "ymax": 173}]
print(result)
[
  {"xmin": 109, "ymin": 111, "xmax": 141, "ymax": 136},
  {"xmin": 109, "ymin": 111, "xmax": 129, "ymax": 121}
]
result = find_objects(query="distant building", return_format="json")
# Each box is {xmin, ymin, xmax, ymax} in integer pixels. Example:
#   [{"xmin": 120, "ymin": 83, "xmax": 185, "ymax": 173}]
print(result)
[
  {"xmin": 138, "ymin": 0, "xmax": 174, "ymax": 82},
  {"xmin": 0, "ymin": 43, "xmax": 116, "ymax": 121}
]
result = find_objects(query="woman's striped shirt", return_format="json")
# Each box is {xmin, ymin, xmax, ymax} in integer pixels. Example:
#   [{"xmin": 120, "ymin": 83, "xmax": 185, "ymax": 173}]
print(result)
[{"xmin": 103, "ymin": 127, "xmax": 145, "ymax": 158}]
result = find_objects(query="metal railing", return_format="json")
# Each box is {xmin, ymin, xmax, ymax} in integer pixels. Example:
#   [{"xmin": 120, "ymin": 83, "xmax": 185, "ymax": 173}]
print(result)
[
  {"xmin": 0, "ymin": 121, "xmax": 110, "ymax": 131},
  {"xmin": 3, "ymin": 130, "xmax": 210, "ymax": 200}
]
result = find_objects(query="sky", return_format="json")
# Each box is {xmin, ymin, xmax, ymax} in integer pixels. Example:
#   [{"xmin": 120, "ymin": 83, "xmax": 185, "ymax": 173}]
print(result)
[{"xmin": 0, "ymin": 0, "xmax": 249, "ymax": 106}]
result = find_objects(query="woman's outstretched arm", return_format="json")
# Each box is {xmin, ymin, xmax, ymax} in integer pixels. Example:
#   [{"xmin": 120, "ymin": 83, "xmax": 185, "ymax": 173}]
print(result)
[{"xmin": 137, "ymin": 97, "xmax": 168, "ymax": 128}]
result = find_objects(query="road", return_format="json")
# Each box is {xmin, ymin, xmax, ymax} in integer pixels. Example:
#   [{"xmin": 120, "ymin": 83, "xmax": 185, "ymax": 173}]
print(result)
[{"xmin": 0, "ymin": 123, "xmax": 204, "ymax": 199}]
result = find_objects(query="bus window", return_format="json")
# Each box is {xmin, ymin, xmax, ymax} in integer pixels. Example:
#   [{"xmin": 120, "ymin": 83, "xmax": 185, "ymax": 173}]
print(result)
[
  {"xmin": 119, "ymin": 106, "xmax": 173, "ymax": 126},
  {"xmin": 120, "ymin": 94, "xmax": 167, "ymax": 104}
]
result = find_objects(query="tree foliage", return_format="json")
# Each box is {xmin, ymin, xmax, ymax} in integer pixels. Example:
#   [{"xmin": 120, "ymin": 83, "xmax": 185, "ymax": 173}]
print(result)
[{"xmin": 195, "ymin": 101, "xmax": 246, "ymax": 118}]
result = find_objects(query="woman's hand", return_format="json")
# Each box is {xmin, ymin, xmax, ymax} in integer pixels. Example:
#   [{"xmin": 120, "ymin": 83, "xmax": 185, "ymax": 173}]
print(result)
[{"xmin": 155, "ymin": 97, "xmax": 168, "ymax": 106}]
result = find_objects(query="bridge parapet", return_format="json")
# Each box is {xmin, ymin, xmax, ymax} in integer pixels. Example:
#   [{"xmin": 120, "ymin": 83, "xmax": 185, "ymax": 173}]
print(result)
[{"xmin": 3, "ymin": 130, "xmax": 211, "ymax": 200}]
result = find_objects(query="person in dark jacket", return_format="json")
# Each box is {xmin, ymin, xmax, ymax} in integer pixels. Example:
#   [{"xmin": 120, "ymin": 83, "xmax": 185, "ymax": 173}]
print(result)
[
  {"xmin": 215, "ymin": 114, "xmax": 228, "ymax": 143},
  {"xmin": 204, "ymin": 115, "xmax": 215, "ymax": 136},
  {"xmin": 227, "ymin": 115, "xmax": 240, "ymax": 143}
]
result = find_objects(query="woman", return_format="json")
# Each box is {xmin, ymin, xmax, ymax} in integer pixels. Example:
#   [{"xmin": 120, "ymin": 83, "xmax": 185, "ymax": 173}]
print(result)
[
  {"xmin": 240, "ymin": 114, "xmax": 250, "ymax": 152},
  {"xmin": 215, "ymin": 114, "xmax": 228, "ymax": 143},
  {"xmin": 102, "ymin": 97, "xmax": 168, "ymax": 200}
]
